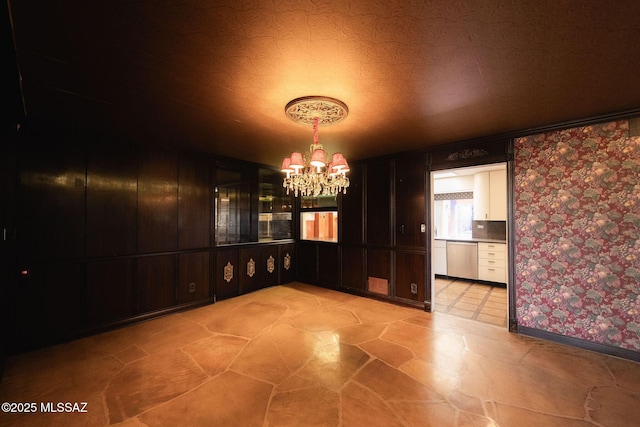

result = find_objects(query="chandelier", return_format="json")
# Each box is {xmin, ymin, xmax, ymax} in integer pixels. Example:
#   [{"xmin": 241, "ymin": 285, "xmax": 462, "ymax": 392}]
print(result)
[{"xmin": 281, "ymin": 96, "xmax": 350, "ymax": 197}]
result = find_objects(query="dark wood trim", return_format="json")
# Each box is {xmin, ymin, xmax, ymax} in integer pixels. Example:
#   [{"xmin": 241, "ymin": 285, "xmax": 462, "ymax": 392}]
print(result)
[
  {"xmin": 518, "ymin": 326, "xmax": 640, "ymax": 363},
  {"xmin": 506, "ymin": 138, "xmax": 518, "ymax": 332}
]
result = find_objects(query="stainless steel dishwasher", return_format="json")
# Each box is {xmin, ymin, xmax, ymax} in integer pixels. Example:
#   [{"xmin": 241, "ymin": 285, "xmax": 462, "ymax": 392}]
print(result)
[{"xmin": 446, "ymin": 241, "xmax": 478, "ymax": 280}]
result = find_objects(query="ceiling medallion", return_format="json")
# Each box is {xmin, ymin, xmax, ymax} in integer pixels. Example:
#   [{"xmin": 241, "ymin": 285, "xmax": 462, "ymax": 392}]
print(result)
[
  {"xmin": 285, "ymin": 96, "xmax": 348, "ymax": 126},
  {"xmin": 281, "ymin": 96, "xmax": 350, "ymax": 197}
]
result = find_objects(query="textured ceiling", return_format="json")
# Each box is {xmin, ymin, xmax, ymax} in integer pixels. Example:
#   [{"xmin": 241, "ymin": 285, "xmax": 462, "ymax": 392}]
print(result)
[{"xmin": 8, "ymin": 0, "xmax": 640, "ymax": 167}]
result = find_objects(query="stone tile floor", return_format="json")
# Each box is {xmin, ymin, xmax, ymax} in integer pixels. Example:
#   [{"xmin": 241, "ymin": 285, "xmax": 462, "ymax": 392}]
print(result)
[
  {"xmin": 1, "ymin": 282, "xmax": 638, "ymax": 426},
  {"xmin": 434, "ymin": 277, "xmax": 508, "ymax": 327}
]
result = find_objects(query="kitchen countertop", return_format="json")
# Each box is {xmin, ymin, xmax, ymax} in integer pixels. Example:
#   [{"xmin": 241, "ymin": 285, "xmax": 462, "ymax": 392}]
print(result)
[{"xmin": 434, "ymin": 237, "xmax": 507, "ymax": 244}]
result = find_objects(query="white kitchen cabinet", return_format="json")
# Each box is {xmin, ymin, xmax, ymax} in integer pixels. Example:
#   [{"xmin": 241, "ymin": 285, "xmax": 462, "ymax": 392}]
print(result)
[
  {"xmin": 446, "ymin": 241, "xmax": 478, "ymax": 280},
  {"xmin": 473, "ymin": 169, "xmax": 506, "ymax": 220},
  {"xmin": 478, "ymin": 242, "xmax": 507, "ymax": 284},
  {"xmin": 433, "ymin": 240, "xmax": 447, "ymax": 275},
  {"xmin": 489, "ymin": 170, "xmax": 507, "ymax": 220},
  {"xmin": 473, "ymin": 172, "xmax": 490, "ymax": 220}
]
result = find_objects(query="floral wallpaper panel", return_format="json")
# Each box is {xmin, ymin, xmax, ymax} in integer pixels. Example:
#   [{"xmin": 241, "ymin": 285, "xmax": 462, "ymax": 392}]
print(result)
[{"xmin": 514, "ymin": 120, "xmax": 640, "ymax": 352}]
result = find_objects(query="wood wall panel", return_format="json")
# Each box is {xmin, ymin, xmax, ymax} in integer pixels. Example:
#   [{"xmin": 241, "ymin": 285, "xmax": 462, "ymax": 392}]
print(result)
[
  {"xmin": 341, "ymin": 246, "xmax": 364, "ymax": 291},
  {"xmin": 367, "ymin": 249, "xmax": 391, "ymax": 285},
  {"xmin": 215, "ymin": 248, "xmax": 239, "ymax": 301},
  {"xmin": 178, "ymin": 155, "xmax": 211, "ymax": 250},
  {"xmin": 137, "ymin": 145, "xmax": 178, "ymax": 253},
  {"xmin": 177, "ymin": 251, "xmax": 210, "ymax": 304},
  {"xmin": 86, "ymin": 142, "xmax": 137, "ymax": 257},
  {"xmin": 318, "ymin": 244, "xmax": 340, "ymax": 286},
  {"xmin": 341, "ymin": 163, "xmax": 363, "ymax": 245},
  {"xmin": 395, "ymin": 252, "xmax": 425, "ymax": 302},
  {"xmin": 17, "ymin": 132, "xmax": 85, "ymax": 260},
  {"xmin": 137, "ymin": 255, "xmax": 176, "ymax": 313},
  {"xmin": 366, "ymin": 159, "xmax": 391, "ymax": 246},
  {"xmin": 11, "ymin": 262, "xmax": 84, "ymax": 352},
  {"xmin": 297, "ymin": 241, "xmax": 318, "ymax": 283},
  {"xmin": 395, "ymin": 154, "xmax": 426, "ymax": 248},
  {"xmin": 86, "ymin": 259, "xmax": 134, "ymax": 325}
]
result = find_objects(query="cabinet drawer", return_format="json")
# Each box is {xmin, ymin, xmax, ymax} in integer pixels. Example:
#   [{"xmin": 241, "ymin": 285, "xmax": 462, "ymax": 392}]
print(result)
[
  {"xmin": 478, "ymin": 257, "xmax": 506, "ymax": 268},
  {"xmin": 479, "ymin": 266, "xmax": 506, "ymax": 283},
  {"xmin": 478, "ymin": 242, "xmax": 505, "ymax": 252},
  {"xmin": 479, "ymin": 250, "xmax": 506, "ymax": 260}
]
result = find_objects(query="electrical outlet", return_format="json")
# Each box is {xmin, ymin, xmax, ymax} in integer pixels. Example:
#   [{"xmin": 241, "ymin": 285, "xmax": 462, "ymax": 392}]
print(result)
[
  {"xmin": 410, "ymin": 283, "xmax": 418, "ymax": 294},
  {"xmin": 189, "ymin": 282, "xmax": 196, "ymax": 293}
]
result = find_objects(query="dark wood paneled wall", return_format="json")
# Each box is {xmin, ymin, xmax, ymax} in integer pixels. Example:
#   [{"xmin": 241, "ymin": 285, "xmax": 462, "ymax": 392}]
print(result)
[
  {"xmin": 334, "ymin": 153, "xmax": 427, "ymax": 307},
  {"xmin": 17, "ymin": 128, "xmax": 86, "ymax": 260},
  {"xmin": 6, "ymin": 121, "xmax": 293, "ymax": 354},
  {"xmin": 137, "ymin": 145, "xmax": 179, "ymax": 253},
  {"xmin": 86, "ymin": 142, "xmax": 138, "ymax": 257},
  {"xmin": 366, "ymin": 159, "xmax": 391, "ymax": 246},
  {"xmin": 178, "ymin": 156, "xmax": 212, "ymax": 249}
]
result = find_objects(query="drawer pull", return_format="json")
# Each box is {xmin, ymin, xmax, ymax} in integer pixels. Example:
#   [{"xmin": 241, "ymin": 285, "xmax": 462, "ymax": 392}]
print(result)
[
  {"xmin": 488, "ymin": 268, "xmax": 495, "ymax": 271},
  {"xmin": 488, "ymin": 252, "xmax": 495, "ymax": 256},
  {"xmin": 488, "ymin": 260, "xmax": 495, "ymax": 263}
]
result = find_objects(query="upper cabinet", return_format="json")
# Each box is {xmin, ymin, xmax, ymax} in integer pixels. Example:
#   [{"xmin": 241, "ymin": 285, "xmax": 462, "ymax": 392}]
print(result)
[
  {"xmin": 215, "ymin": 164, "xmax": 293, "ymax": 245},
  {"xmin": 488, "ymin": 170, "xmax": 507, "ymax": 221},
  {"xmin": 473, "ymin": 169, "xmax": 506, "ymax": 221}
]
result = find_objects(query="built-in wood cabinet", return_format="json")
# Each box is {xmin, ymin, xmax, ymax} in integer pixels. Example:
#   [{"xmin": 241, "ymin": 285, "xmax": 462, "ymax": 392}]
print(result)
[
  {"xmin": 215, "ymin": 248, "xmax": 239, "ymax": 301},
  {"xmin": 278, "ymin": 243, "xmax": 296, "ymax": 284}
]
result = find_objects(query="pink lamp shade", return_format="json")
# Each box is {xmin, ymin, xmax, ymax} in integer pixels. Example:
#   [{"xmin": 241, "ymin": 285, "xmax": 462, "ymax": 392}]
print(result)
[
  {"xmin": 281, "ymin": 157, "xmax": 294, "ymax": 176},
  {"xmin": 331, "ymin": 153, "xmax": 348, "ymax": 170},
  {"xmin": 310, "ymin": 149, "xmax": 326, "ymax": 168},
  {"xmin": 289, "ymin": 152, "xmax": 304, "ymax": 170}
]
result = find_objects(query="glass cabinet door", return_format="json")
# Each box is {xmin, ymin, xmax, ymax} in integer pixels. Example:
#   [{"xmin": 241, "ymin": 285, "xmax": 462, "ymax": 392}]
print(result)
[{"xmin": 259, "ymin": 168, "xmax": 293, "ymax": 241}]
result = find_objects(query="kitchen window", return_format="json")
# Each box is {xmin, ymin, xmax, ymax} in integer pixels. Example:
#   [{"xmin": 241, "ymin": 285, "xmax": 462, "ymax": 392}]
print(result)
[{"xmin": 433, "ymin": 192, "xmax": 474, "ymax": 239}]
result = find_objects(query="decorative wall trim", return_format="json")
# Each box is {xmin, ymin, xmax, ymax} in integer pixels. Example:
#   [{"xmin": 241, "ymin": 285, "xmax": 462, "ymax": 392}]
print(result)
[
  {"xmin": 224, "ymin": 261, "xmax": 234, "ymax": 283},
  {"xmin": 434, "ymin": 192, "xmax": 473, "ymax": 201},
  {"xmin": 519, "ymin": 326, "xmax": 640, "ymax": 363},
  {"xmin": 446, "ymin": 148, "xmax": 488, "ymax": 161},
  {"xmin": 247, "ymin": 258, "xmax": 255, "ymax": 277}
]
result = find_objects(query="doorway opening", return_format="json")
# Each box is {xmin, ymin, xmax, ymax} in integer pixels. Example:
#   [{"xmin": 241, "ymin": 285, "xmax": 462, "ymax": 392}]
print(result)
[{"xmin": 430, "ymin": 162, "xmax": 509, "ymax": 327}]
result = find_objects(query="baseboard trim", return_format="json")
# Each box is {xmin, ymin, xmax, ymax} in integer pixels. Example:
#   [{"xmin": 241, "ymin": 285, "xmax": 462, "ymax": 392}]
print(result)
[{"xmin": 518, "ymin": 326, "xmax": 640, "ymax": 363}]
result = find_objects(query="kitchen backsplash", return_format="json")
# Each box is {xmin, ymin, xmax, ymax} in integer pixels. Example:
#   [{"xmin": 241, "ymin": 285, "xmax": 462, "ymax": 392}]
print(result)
[{"xmin": 472, "ymin": 220, "xmax": 506, "ymax": 241}]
